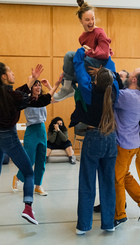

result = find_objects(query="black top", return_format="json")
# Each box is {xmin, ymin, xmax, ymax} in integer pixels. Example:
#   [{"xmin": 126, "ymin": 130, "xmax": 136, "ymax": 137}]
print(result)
[
  {"xmin": 69, "ymin": 84, "xmax": 105, "ymax": 128},
  {"xmin": 0, "ymin": 84, "xmax": 51, "ymax": 129}
]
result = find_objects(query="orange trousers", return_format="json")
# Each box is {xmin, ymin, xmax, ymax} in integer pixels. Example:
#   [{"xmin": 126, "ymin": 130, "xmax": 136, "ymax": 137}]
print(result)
[
  {"xmin": 115, "ymin": 145, "xmax": 140, "ymax": 220},
  {"xmin": 135, "ymin": 148, "xmax": 140, "ymax": 180}
]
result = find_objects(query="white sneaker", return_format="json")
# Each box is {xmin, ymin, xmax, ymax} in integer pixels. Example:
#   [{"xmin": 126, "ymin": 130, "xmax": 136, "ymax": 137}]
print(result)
[
  {"xmin": 53, "ymin": 87, "xmax": 75, "ymax": 101},
  {"xmin": 105, "ymin": 228, "xmax": 115, "ymax": 232},
  {"xmin": 76, "ymin": 229, "xmax": 86, "ymax": 235}
]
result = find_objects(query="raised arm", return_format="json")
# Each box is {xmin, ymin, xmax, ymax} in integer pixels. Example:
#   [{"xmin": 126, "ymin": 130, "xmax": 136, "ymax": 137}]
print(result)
[
  {"xmin": 41, "ymin": 79, "xmax": 53, "ymax": 91},
  {"xmin": 73, "ymin": 47, "xmax": 92, "ymax": 105},
  {"xmin": 27, "ymin": 64, "xmax": 44, "ymax": 89},
  {"xmin": 49, "ymin": 73, "xmax": 64, "ymax": 97}
]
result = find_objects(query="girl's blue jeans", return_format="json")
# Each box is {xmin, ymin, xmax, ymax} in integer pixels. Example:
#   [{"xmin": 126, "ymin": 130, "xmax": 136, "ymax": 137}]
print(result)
[
  {"xmin": 77, "ymin": 129, "xmax": 117, "ymax": 231},
  {"xmin": 0, "ymin": 126, "xmax": 34, "ymax": 203},
  {"xmin": 63, "ymin": 51, "xmax": 107, "ymax": 82}
]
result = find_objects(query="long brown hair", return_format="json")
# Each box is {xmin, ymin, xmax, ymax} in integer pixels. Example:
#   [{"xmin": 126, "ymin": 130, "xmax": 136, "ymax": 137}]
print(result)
[
  {"xmin": 76, "ymin": 0, "xmax": 94, "ymax": 19},
  {"xmin": 96, "ymin": 68, "xmax": 115, "ymax": 135}
]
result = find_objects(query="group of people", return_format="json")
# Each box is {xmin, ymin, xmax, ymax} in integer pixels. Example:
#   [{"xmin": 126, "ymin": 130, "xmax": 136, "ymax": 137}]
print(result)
[
  {"xmin": 0, "ymin": 0, "xmax": 140, "ymax": 236},
  {"xmin": 54, "ymin": 0, "xmax": 140, "ymax": 234},
  {"xmin": 0, "ymin": 63, "xmax": 62, "ymax": 224},
  {"xmin": 12, "ymin": 80, "xmax": 75, "ymax": 197}
]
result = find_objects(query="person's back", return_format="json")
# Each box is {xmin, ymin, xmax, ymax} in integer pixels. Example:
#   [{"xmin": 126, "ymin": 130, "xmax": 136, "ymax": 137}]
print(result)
[
  {"xmin": 114, "ymin": 88, "xmax": 140, "ymax": 149},
  {"xmin": 71, "ymin": 48, "xmax": 118, "ymax": 234}
]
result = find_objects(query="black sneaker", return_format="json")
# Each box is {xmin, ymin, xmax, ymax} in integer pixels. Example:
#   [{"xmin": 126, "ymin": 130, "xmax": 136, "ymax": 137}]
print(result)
[
  {"xmin": 69, "ymin": 157, "xmax": 76, "ymax": 165},
  {"xmin": 114, "ymin": 217, "xmax": 128, "ymax": 228},
  {"xmin": 94, "ymin": 204, "xmax": 101, "ymax": 213}
]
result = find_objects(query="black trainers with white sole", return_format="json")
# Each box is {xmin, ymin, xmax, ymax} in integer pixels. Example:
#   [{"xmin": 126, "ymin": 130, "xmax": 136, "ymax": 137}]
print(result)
[{"xmin": 114, "ymin": 217, "xmax": 128, "ymax": 228}]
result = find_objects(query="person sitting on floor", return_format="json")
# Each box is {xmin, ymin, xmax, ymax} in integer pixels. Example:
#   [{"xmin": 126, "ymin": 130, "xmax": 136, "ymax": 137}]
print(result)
[{"xmin": 47, "ymin": 117, "xmax": 76, "ymax": 165}]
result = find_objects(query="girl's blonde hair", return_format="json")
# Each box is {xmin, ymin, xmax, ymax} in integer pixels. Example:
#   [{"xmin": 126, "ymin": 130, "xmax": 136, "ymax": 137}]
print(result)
[
  {"xmin": 96, "ymin": 68, "xmax": 116, "ymax": 135},
  {"xmin": 76, "ymin": 0, "xmax": 94, "ymax": 19}
]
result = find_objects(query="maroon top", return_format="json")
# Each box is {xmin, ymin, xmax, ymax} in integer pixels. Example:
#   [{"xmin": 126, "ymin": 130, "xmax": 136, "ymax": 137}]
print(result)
[{"xmin": 79, "ymin": 27, "xmax": 114, "ymax": 59}]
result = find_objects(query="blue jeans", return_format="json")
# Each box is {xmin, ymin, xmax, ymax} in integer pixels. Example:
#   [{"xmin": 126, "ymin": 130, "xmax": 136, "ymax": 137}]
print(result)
[
  {"xmin": 77, "ymin": 129, "xmax": 117, "ymax": 231},
  {"xmin": 17, "ymin": 123, "xmax": 47, "ymax": 186},
  {"xmin": 0, "ymin": 126, "xmax": 34, "ymax": 203},
  {"xmin": 63, "ymin": 51, "xmax": 107, "ymax": 82}
]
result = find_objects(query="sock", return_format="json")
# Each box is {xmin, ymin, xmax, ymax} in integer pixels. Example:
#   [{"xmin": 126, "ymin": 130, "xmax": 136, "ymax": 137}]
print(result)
[
  {"xmin": 63, "ymin": 80, "xmax": 72, "ymax": 90},
  {"xmin": 25, "ymin": 202, "xmax": 32, "ymax": 207},
  {"xmin": 69, "ymin": 156, "xmax": 72, "ymax": 161}
]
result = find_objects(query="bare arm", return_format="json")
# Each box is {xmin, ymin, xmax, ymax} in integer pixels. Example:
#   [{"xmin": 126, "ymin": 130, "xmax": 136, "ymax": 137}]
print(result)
[
  {"xmin": 27, "ymin": 64, "xmax": 44, "ymax": 89},
  {"xmin": 49, "ymin": 73, "xmax": 64, "ymax": 97},
  {"xmin": 41, "ymin": 79, "xmax": 53, "ymax": 91}
]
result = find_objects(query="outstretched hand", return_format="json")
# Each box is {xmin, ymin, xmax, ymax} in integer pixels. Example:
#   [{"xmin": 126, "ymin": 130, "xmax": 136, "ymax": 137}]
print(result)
[
  {"xmin": 58, "ymin": 72, "xmax": 64, "ymax": 82},
  {"xmin": 88, "ymin": 65, "xmax": 102, "ymax": 77},
  {"xmin": 55, "ymin": 72, "xmax": 64, "ymax": 86},
  {"xmin": 27, "ymin": 64, "xmax": 43, "ymax": 89},
  {"xmin": 41, "ymin": 79, "xmax": 52, "ymax": 90},
  {"xmin": 32, "ymin": 64, "xmax": 44, "ymax": 80}
]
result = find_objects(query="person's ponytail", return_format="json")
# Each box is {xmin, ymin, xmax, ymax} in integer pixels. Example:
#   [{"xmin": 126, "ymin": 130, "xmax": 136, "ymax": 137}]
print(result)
[{"xmin": 98, "ymin": 85, "xmax": 115, "ymax": 135}]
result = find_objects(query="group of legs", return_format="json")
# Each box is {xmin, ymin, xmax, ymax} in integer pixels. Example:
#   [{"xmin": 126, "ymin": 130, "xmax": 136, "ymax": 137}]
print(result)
[
  {"xmin": 13, "ymin": 123, "xmax": 48, "ymax": 196},
  {"xmin": 46, "ymin": 140, "xmax": 75, "ymax": 165},
  {"xmin": 91, "ymin": 145, "xmax": 140, "ymax": 232},
  {"xmin": 0, "ymin": 126, "xmax": 38, "ymax": 225}
]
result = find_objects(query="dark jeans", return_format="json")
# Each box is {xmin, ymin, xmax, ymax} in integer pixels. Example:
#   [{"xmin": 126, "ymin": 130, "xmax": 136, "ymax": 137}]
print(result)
[
  {"xmin": 63, "ymin": 51, "xmax": 107, "ymax": 82},
  {"xmin": 77, "ymin": 129, "xmax": 117, "ymax": 231},
  {"xmin": 0, "ymin": 126, "xmax": 34, "ymax": 203}
]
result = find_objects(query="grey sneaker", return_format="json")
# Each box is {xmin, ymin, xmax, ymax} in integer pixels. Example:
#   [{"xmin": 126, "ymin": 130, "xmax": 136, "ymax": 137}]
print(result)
[{"xmin": 53, "ymin": 87, "xmax": 75, "ymax": 101}]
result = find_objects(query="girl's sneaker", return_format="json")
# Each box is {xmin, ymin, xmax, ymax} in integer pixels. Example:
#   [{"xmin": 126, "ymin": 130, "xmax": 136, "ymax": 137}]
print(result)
[
  {"xmin": 105, "ymin": 228, "xmax": 115, "ymax": 232},
  {"xmin": 22, "ymin": 204, "xmax": 38, "ymax": 225},
  {"xmin": 76, "ymin": 229, "xmax": 86, "ymax": 235},
  {"xmin": 35, "ymin": 186, "xmax": 48, "ymax": 196},
  {"xmin": 12, "ymin": 175, "xmax": 19, "ymax": 192}
]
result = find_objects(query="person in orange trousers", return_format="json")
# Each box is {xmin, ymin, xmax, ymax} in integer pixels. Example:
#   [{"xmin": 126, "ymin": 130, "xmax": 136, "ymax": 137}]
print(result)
[{"xmin": 114, "ymin": 68, "xmax": 140, "ymax": 228}]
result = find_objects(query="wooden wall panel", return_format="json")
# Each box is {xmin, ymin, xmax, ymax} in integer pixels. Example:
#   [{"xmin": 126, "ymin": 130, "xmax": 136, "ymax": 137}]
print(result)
[
  {"xmin": 94, "ymin": 8, "xmax": 108, "ymax": 33},
  {"xmin": 53, "ymin": 7, "xmax": 108, "ymax": 57},
  {"xmin": 0, "ymin": 4, "xmax": 140, "ymax": 152},
  {"xmin": 53, "ymin": 6, "xmax": 82, "ymax": 56},
  {"xmin": 0, "ymin": 56, "xmax": 51, "ymax": 88},
  {"xmin": 108, "ymin": 9, "xmax": 140, "ymax": 58},
  {"xmin": 113, "ymin": 58, "xmax": 140, "ymax": 73},
  {"xmin": 0, "ymin": 4, "xmax": 51, "ymax": 56}
]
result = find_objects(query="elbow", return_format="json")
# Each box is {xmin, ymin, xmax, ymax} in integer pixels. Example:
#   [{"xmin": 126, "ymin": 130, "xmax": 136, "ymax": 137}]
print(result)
[{"xmin": 103, "ymin": 54, "xmax": 109, "ymax": 59}]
